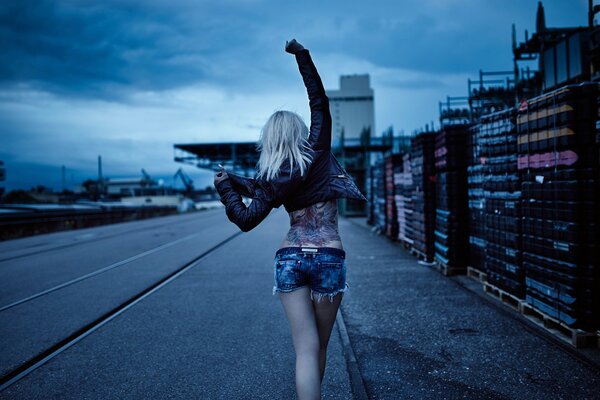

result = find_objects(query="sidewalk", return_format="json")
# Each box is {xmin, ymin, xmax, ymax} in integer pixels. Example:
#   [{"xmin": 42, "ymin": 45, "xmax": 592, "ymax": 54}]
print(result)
[{"xmin": 339, "ymin": 217, "xmax": 600, "ymax": 399}]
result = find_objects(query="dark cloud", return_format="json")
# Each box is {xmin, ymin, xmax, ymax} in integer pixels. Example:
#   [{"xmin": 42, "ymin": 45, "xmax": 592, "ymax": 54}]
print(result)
[
  {"xmin": 0, "ymin": 0, "xmax": 588, "ymax": 100},
  {"xmin": 313, "ymin": 1, "xmax": 587, "ymax": 74},
  {"xmin": 0, "ymin": 0, "xmax": 260, "ymax": 98}
]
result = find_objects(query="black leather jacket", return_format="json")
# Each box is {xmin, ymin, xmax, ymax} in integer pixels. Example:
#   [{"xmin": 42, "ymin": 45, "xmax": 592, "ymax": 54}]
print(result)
[{"xmin": 215, "ymin": 49, "xmax": 366, "ymax": 232}]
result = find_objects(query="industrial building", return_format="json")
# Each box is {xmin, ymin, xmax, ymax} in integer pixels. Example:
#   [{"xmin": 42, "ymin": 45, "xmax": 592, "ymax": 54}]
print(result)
[{"xmin": 327, "ymin": 74, "xmax": 375, "ymax": 148}]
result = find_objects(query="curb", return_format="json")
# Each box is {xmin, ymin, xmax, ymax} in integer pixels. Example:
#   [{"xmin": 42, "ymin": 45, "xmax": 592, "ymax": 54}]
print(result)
[{"xmin": 336, "ymin": 309, "xmax": 369, "ymax": 400}]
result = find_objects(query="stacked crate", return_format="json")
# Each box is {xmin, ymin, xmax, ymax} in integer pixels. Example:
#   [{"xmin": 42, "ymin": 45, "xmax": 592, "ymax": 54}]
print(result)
[
  {"xmin": 434, "ymin": 125, "xmax": 470, "ymax": 273},
  {"xmin": 598, "ymin": 89, "xmax": 600, "ymax": 162},
  {"xmin": 597, "ymin": 90, "xmax": 600, "ymax": 160},
  {"xmin": 518, "ymin": 83, "xmax": 599, "ymax": 330},
  {"xmin": 371, "ymin": 159, "xmax": 387, "ymax": 233},
  {"xmin": 480, "ymin": 109, "xmax": 523, "ymax": 297},
  {"xmin": 366, "ymin": 165, "xmax": 374, "ymax": 225},
  {"xmin": 467, "ymin": 124, "xmax": 486, "ymax": 272},
  {"xmin": 395, "ymin": 153, "xmax": 414, "ymax": 244},
  {"xmin": 384, "ymin": 154, "xmax": 401, "ymax": 239},
  {"xmin": 409, "ymin": 132, "xmax": 437, "ymax": 262}
]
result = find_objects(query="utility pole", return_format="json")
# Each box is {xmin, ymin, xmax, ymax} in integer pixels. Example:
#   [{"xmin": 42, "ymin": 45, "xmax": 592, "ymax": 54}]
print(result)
[{"xmin": 98, "ymin": 155, "xmax": 104, "ymax": 198}]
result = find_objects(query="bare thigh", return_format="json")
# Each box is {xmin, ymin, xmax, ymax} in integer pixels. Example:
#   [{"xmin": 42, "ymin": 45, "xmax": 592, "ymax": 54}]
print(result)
[
  {"xmin": 278, "ymin": 287, "xmax": 320, "ymax": 353},
  {"xmin": 313, "ymin": 293, "xmax": 343, "ymax": 350},
  {"xmin": 278, "ymin": 287, "xmax": 343, "ymax": 351}
]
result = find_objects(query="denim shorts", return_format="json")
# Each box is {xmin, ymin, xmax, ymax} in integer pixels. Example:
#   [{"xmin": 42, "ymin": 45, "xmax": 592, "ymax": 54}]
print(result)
[{"xmin": 272, "ymin": 247, "xmax": 348, "ymax": 303}]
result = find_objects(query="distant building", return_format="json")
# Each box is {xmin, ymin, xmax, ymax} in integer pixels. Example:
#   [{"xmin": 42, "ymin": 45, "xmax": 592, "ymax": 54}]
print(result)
[
  {"xmin": 105, "ymin": 177, "xmax": 166, "ymax": 197},
  {"xmin": 327, "ymin": 75, "xmax": 375, "ymax": 148}
]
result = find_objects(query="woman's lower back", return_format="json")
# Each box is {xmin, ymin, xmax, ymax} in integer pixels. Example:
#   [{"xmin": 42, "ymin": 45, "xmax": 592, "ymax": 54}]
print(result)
[{"xmin": 280, "ymin": 199, "xmax": 343, "ymax": 249}]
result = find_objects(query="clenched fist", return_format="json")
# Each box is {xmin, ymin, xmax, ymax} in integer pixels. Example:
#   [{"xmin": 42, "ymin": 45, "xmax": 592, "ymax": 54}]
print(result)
[{"xmin": 285, "ymin": 39, "xmax": 305, "ymax": 54}]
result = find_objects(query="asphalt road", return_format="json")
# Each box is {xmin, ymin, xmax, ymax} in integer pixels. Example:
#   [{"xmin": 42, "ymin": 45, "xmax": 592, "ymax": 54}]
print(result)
[
  {"xmin": 0, "ymin": 209, "xmax": 241, "ymax": 379},
  {"xmin": 0, "ymin": 209, "xmax": 351, "ymax": 399}
]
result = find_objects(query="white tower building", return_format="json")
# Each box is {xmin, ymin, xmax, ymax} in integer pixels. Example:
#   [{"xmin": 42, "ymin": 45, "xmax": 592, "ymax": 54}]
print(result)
[{"xmin": 326, "ymin": 74, "xmax": 375, "ymax": 148}]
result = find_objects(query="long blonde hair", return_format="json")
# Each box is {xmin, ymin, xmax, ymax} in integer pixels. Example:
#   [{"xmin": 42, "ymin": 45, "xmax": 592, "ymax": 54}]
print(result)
[{"xmin": 256, "ymin": 110, "xmax": 312, "ymax": 181}]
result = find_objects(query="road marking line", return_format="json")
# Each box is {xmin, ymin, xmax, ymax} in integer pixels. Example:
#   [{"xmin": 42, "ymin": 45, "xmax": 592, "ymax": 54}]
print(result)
[
  {"xmin": 0, "ymin": 231, "xmax": 242, "ymax": 392},
  {"xmin": 0, "ymin": 233, "xmax": 200, "ymax": 312}
]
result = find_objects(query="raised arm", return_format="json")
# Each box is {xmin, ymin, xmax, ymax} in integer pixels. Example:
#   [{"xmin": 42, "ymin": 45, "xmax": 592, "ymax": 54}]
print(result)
[{"xmin": 286, "ymin": 39, "xmax": 332, "ymax": 151}]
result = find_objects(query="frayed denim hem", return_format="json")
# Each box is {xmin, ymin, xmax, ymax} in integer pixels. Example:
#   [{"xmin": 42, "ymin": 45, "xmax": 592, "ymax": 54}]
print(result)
[
  {"xmin": 311, "ymin": 282, "xmax": 349, "ymax": 303},
  {"xmin": 272, "ymin": 282, "xmax": 349, "ymax": 302},
  {"xmin": 272, "ymin": 285, "xmax": 308, "ymax": 296}
]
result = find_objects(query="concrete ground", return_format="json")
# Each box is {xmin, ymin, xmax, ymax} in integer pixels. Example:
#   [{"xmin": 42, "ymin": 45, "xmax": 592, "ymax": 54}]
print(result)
[{"xmin": 340, "ymin": 217, "xmax": 600, "ymax": 400}]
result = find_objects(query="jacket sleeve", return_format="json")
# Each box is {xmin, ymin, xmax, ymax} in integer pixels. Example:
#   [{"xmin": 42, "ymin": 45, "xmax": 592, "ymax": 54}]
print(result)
[
  {"xmin": 214, "ymin": 178, "xmax": 273, "ymax": 232},
  {"xmin": 227, "ymin": 172, "xmax": 257, "ymax": 198},
  {"xmin": 215, "ymin": 163, "xmax": 306, "ymax": 232},
  {"xmin": 295, "ymin": 49, "xmax": 332, "ymax": 151}
]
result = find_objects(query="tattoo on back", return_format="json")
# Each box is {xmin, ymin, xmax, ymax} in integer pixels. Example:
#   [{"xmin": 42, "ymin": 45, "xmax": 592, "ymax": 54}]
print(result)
[{"xmin": 285, "ymin": 200, "xmax": 341, "ymax": 246}]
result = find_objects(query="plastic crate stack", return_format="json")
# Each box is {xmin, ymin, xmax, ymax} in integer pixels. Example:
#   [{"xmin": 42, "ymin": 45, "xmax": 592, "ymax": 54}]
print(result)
[
  {"xmin": 434, "ymin": 125, "xmax": 470, "ymax": 273},
  {"xmin": 597, "ymin": 90, "xmax": 600, "ymax": 160},
  {"xmin": 408, "ymin": 132, "xmax": 437, "ymax": 262},
  {"xmin": 480, "ymin": 109, "xmax": 523, "ymax": 297},
  {"xmin": 598, "ymin": 89, "xmax": 600, "ymax": 163},
  {"xmin": 384, "ymin": 154, "xmax": 400, "ymax": 239},
  {"xmin": 467, "ymin": 124, "xmax": 486, "ymax": 272},
  {"xmin": 518, "ymin": 83, "xmax": 599, "ymax": 330},
  {"xmin": 394, "ymin": 152, "xmax": 414, "ymax": 244},
  {"xmin": 366, "ymin": 166, "xmax": 374, "ymax": 225},
  {"xmin": 597, "ymin": 89, "xmax": 600, "ymax": 159},
  {"xmin": 371, "ymin": 159, "xmax": 387, "ymax": 233}
]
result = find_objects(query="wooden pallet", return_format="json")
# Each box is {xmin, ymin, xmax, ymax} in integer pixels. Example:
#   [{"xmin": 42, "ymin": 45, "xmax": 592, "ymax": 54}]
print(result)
[
  {"xmin": 426, "ymin": 257, "xmax": 465, "ymax": 276},
  {"xmin": 399, "ymin": 237, "xmax": 414, "ymax": 249},
  {"xmin": 410, "ymin": 246, "xmax": 430, "ymax": 262},
  {"xmin": 410, "ymin": 246, "xmax": 424, "ymax": 260},
  {"xmin": 482, "ymin": 283, "xmax": 598, "ymax": 348},
  {"xmin": 521, "ymin": 302, "xmax": 599, "ymax": 348},
  {"xmin": 483, "ymin": 282, "xmax": 524, "ymax": 312},
  {"xmin": 467, "ymin": 266, "xmax": 487, "ymax": 284}
]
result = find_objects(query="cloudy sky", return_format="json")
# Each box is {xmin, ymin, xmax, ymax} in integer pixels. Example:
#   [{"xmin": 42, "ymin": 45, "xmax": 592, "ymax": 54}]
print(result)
[{"xmin": 0, "ymin": 0, "xmax": 588, "ymax": 191}]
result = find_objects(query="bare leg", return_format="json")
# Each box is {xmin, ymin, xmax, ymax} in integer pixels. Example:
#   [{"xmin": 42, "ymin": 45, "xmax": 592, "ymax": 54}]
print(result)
[
  {"xmin": 313, "ymin": 293, "xmax": 343, "ymax": 382},
  {"xmin": 278, "ymin": 287, "xmax": 320, "ymax": 400}
]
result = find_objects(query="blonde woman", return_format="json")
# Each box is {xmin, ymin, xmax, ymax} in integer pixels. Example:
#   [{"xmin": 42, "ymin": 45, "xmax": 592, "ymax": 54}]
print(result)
[{"xmin": 214, "ymin": 39, "xmax": 366, "ymax": 399}]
